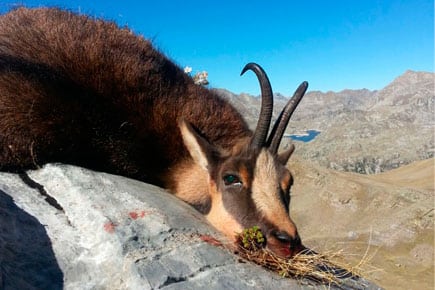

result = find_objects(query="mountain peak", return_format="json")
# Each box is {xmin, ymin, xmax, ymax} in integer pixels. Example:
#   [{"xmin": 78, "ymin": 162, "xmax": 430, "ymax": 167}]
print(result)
[{"xmin": 390, "ymin": 70, "xmax": 433, "ymax": 87}]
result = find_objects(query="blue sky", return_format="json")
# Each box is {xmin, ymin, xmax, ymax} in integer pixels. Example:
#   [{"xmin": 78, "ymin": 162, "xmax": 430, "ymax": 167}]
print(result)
[{"xmin": 1, "ymin": 0, "xmax": 433, "ymax": 95}]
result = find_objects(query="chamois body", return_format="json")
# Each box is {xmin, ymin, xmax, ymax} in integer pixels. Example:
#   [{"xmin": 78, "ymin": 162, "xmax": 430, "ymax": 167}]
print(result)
[
  {"xmin": 0, "ymin": 7, "xmax": 248, "ymax": 185},
  {"xmin": 0, "ymin": 7, "xmax": 308, "ymax": 257}
]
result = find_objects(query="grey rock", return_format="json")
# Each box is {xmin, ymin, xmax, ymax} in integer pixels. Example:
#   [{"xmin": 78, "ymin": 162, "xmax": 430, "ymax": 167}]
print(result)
[{"xmin": 0, "ymin": 164, "xmax": 381, "ymax": 289}]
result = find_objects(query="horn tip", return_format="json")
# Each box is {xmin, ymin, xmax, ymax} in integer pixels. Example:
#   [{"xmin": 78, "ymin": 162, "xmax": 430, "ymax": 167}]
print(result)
[
  {"xmin": 240, "ymin": 62, "xmax": 260, "ymax": 76},
  {"xmin": 297, "ymin": 81, "xmax": 309, "ymax": 94}
]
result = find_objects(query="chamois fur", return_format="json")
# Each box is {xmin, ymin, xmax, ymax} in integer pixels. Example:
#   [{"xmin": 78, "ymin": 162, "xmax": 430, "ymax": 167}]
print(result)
[
  {"xmin": 0, "ymin": 7, "xmax": 307, "ymax": 257},
  {"xmin": 0, "ymin": 7, "xmax": 249, "ymax": 183}
]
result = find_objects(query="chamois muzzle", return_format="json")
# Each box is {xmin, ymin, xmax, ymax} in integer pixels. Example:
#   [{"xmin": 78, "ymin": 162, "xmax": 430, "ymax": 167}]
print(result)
[{"xmin": 268, "ymin": 230, "xmax": 305, "ymax": 258}]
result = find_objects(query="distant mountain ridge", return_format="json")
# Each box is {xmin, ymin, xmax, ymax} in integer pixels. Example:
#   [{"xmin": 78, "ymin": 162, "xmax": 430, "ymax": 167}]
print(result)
[{"xmin": 214, "ymin": 70, "xmax": 434, "ymax": 174}]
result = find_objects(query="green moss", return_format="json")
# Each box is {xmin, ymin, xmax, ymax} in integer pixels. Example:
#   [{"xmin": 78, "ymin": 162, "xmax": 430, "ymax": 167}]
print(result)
[{"xmin": 240, "ymin": 225, "xmax": 265, "ymax": 250}]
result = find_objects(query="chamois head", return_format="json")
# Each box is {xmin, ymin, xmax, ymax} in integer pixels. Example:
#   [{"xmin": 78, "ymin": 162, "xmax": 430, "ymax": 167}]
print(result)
[{"xmin": 180, "ymin": 63, "xmax": 308, "ymax": 257}]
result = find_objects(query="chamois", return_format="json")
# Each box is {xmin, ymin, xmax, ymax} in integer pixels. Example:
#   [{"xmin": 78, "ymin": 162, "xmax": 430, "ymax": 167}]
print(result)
[{"xmin": 0, "ymin": 7, "xmax": 308, "ymax": 257}]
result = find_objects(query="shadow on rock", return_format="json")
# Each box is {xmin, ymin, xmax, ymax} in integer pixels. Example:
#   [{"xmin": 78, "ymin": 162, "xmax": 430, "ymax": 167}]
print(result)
[{"xmin": 0, "ymin": 190, "xmax": 63, "ymax": 290}]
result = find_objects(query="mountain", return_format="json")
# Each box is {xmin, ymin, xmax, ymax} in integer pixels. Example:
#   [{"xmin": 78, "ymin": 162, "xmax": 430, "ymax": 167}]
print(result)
[
  {"xmin": 288, "ymin": 156, "xmax": 434, "ymax": 290},
  {"xmin": 215, "ymin": 70, "xmax": 434, "ymax": 174}
]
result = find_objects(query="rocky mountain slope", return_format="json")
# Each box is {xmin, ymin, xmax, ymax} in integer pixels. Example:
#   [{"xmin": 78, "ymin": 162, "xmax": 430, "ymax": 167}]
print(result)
[
  {"xmin": 288, "ymin": 156, "xmax": 434, "ymax": 290},
  {"xmin": 216, "ymin": 70, "xmax": 434, "ymax": 174}
]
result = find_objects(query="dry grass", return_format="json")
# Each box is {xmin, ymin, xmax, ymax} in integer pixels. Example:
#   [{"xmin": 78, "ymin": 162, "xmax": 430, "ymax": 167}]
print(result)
[{"xmin": 234, "ymin": 227, "xmax": 377, "ymax": 287}]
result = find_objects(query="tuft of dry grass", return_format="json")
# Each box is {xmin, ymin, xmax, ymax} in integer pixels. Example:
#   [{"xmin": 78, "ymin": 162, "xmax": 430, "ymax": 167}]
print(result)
[{"xmin": 234, "ymin": 226, "xmax": 376, "ymax": 287}]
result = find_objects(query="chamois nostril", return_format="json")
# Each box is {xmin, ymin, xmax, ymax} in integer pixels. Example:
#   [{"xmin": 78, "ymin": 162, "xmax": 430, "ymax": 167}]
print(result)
[
  {"xmin": 290, "ymin": 234, "xmax": 302, "ymax": 248},
  {"xmin": 274, "ymin": 231, "xmax": 292, "ymax": 243}
]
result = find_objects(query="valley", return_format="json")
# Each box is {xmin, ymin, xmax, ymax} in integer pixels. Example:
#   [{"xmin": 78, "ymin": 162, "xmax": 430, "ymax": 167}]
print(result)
[{"xmin": 289, "ymin": 157, "xmax": 434, "ymax": 290}]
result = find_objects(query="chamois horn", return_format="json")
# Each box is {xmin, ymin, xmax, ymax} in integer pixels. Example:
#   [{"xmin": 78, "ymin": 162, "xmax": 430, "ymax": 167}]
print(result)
[
  {"xmin": 267, "ymin": 81, "xmax": 308, "ymax": 154},
  {"xmin": 241, "ymin": 63, "xmax": 274, "ymax": 148}
]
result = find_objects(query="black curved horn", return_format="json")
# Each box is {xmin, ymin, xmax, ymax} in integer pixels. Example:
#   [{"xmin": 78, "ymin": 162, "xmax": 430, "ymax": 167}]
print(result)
[
  {"xmin": 241, "ymin": 63, "xmax": 273, "ymax": 148},
  {"xmin": 267, "ymin": 81, "xmax": 308, "ymax": 154}
]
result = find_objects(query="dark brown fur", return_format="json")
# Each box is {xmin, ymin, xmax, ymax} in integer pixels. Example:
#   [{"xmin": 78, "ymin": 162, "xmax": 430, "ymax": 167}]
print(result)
[{"xmin": 0, "ymin": 7, "xmax": 250, "ymax": 186}]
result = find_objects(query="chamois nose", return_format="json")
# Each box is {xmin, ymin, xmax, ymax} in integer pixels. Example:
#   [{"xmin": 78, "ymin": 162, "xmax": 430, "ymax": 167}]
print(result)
[
  {"xmin": 274, "ymin": 231, "xmax": 302, "ymax": 249},
  {"xmin": 274, "ymin": 231, "xmax": 292, "ymax": 243},
  {"xmin": 267, "ymin": 230, "xmax": 304, "ymax": 257}
]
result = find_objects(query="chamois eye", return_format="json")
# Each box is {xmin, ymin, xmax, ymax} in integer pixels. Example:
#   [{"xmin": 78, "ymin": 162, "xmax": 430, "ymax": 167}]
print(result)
[{"xmin": 223, "ymin": 174, "xmax": 242, "ymax": 186}]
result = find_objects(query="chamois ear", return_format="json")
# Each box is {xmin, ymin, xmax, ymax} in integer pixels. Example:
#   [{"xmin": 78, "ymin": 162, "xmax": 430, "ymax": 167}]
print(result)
[
  {"xmin": 179, "ymin": 119, "xmax": 217, "ymax": 171},
  {"xmin": 277, "ymin": 144, "xmax": 295, "ymax": 165}
]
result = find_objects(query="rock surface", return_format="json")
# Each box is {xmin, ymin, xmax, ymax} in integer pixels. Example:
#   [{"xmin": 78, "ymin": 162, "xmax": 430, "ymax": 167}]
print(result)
[{"xmin": 0, "ymin": 164, "xmax": 380, "ymax": 289}]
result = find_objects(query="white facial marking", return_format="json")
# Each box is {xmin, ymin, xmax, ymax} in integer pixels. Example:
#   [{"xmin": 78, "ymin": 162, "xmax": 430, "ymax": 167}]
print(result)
[{"xmin": 251, "ymin": 149, "xmax": 284, "ymax": 216}]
